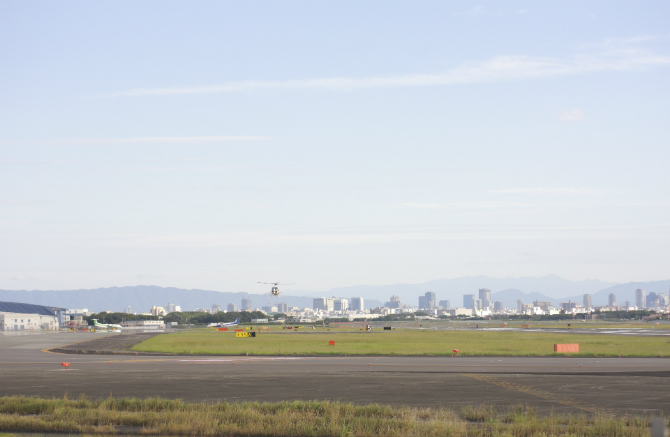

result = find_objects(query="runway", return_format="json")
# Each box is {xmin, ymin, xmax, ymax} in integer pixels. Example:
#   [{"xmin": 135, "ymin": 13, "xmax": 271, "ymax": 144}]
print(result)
[{"xmin": 1, "ymin": 332, "xmax": 669, "ymax": 416}]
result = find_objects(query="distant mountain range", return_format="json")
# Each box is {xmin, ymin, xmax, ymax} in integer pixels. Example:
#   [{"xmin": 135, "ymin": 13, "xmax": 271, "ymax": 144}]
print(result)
[
  {"xmin": 1, "ymin": 276, "xmax": 668, "ymax": 313},
  {"xmin": 491, "ymin": 280, "xmax": 670, "ymax": 309},
  {"xmin": 0, "ymin": 286, "xmax": 384, "ymax": 313}
]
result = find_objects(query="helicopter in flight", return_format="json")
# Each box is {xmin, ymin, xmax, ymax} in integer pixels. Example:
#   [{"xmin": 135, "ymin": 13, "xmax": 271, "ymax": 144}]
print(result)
[{"xmin": 258, "ymin": 282, "xmax": 295, "ymax": 297}]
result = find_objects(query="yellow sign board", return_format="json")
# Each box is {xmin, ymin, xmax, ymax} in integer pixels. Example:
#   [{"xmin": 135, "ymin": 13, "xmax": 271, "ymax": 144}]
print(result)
[{"xmin": 235, "ymin": 332, "xmax": 256, "ymax": 338}]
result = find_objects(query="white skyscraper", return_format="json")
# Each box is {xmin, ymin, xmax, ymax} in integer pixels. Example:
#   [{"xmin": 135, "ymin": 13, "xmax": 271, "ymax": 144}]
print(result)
[{"xmin": 635, "ymin": 289, "xmax": 646, "ymax": 309}]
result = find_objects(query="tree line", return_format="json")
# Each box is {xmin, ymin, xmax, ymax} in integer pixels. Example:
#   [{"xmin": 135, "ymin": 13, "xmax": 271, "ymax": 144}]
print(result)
[{"xmin": 84, "ymin": 310, "xmax": 284, "ymax": 325}]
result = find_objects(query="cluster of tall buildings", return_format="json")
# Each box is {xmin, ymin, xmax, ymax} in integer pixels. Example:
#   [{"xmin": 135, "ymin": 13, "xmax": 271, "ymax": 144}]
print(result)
[
  {"xmin": 418, "ymin": 292, "xmax": 436, "ymax": 309},
  {"xmin": 312, "ymin": 297, "xmax": 364, "ymax": 312},
  {"xmin": 634, "ymin": 289, "xmax": 670, "ymax": 309},
  {"xmin": 463, "ymin": 289, "xmax": 497, "ymax": 311}
]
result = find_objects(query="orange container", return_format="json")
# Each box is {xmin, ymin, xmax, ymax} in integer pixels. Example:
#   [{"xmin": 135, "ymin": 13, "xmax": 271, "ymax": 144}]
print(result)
[
  {"xmin": 328, "ymin": 341, "xmax": 335, "ymax": 346},
  {"xmin": 554, "ymin": 344, "xmax": 579, "ymax": 352},
  {"xmin": 218, "ymin": 328, "xmax": 228, "ymax": 331}
]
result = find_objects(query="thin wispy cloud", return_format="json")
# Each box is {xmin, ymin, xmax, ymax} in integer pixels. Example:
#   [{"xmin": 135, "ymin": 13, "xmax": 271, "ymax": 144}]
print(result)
[
  {"xmin": 101, "ymin": 38, "xmax": 670, "ymax": 98},
  {"xmin": 559, "ymin": 109, "xmax": 586, "ymax": 122},
  {"xmin": 487, "ymin": 187, "xmax": 594, "ymax": 195},
  {"xmin": 1, "ymin": 136, "xmax": 271, "ymax": 146},
  {"xmin": 404, "ymin": 202, "xmax": 528, "ymax": 209}
]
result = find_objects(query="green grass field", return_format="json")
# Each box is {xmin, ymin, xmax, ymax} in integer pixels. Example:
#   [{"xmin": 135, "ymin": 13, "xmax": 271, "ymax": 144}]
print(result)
[{"xmin": 132, "ymin": 329, "xmax": 670, "ymax": 357}]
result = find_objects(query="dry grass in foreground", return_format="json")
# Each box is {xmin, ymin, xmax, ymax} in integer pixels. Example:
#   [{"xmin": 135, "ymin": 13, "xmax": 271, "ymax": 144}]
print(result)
[{"xmin": 0, "ymin": 395, "xmax": 665, "ymax": 436}]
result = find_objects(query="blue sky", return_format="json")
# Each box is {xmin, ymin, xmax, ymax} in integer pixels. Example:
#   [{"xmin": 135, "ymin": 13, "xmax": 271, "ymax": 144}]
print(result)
[{"xmin": 1, "ymin": 1, "xmax": 669, "ymax": 293}]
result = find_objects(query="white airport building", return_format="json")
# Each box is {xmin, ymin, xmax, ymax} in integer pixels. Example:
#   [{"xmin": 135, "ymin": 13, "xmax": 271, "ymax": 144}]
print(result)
[{"xmin": 0, "ymin": 301, "xmax": 64, "ymax": 331}]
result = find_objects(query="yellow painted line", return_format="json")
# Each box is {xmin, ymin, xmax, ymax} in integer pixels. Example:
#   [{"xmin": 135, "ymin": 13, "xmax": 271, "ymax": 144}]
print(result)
[{"xmin": 461, "ymin": 373, "xmax": 614, "ymax": 415}]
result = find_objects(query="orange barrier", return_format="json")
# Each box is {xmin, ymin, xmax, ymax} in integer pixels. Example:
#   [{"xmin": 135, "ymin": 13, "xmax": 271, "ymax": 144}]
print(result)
[
  {"xmin": 521, "ymin": 324, "xmax": 530, "ymax": 328},
  {"xmin": 554, "ymin": 344, "xmax": 579, "ymax": 353},
  {"xmin": 234, "ymin": 329, "xmax": 243, "ymax": 332},
  {"xmin": 328, "ymin": 341, "xmax": 335, "ymax": 346},
  {"xmin": 61, "ymin": 362, "xmax": 70, "ymax": 368},
  {"xmin": 218, "ymin": 328, "xmax": 228, "ymax": 331}
]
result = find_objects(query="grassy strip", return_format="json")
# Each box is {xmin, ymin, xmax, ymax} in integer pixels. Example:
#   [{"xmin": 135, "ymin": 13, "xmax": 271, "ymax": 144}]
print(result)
[
  {"xmin": 0, "ymin": 395, "xmax": 463, "ymax": 437},
  {"xmin": 0, "ymin": 396, "xmax": 664, "ymax": 437},
  {"xmin": 132, "ymin": 330, "xmax": 670, "ymax": 356}
]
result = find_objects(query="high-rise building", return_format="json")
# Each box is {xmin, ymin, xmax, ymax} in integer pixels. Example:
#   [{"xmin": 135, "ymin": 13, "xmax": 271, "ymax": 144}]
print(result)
[
  {"xmin": 533, "ymin": 301, "xmax": 552, "ymax": 311},
  {"xmin": 418, "ymin": 296, "xmax": 426, "ymax": 309},
  {"xmin": 313, "ymin": 298, "xmax": 335, "ymax": 311},
  {"xmin": 313, "ymin": 298, "xmax": 327, "ymax": 311},
  {"xmin": 334, "ymin": 299, "xmax": 349, "ymax": 311},
  {"xmin": 560, "ymin": 301, "xmax": 577, "ymax": 311},
  {"xmin": 646, "ymin": 292, "xmax": 658, "ymax": 308},
  {"xmin": 386, "ymin": 296, "xmax": 402, "ymax": 309},
  {"xmin": 583, "ymin": 294, "xmax": 592, "ymax": 311},
  {"xmin": 125, "ymin": 306, "xmax": 132, "ymax": 314},
  {"xmin": 423, "ymin": 292, "xmax": 436, "ymax": 309},
  {"xmin": 517, "ymin": 299, "xmax": 524, "ymax": 311},
  {"xmin": 659, "ymin": 294, "xmax": 669, "ymax": 307},
  {"xmin": 227, "ymin": 303, "xmax": 237, "ymax": 312},
  {"xmin": 463, "ymin": 294, "xmax": 475, "ymax": 309},
  {"xmin": 608, "ymin": 293, "xmax": 616, "ymax": 308},
  {"xmin": 350, "ymin": 297, "xmax": 364, "ymax": 311},
  {"xmin": 211, "ymin": 304, "xmax": 221, "ymax": 314},
  {"xmin": 494, "ymin": 301, "xmax": 504, "ymax": 312},
  {"xmin": 635, "ymin": 289, "xmax": 646, "ymax": 308},
  {"xmin": 277, "ymin": 302, "xmax": 288, "ymax": 313},
  {"xmin": 479, "ymin": 289, "xmax": 492, "ymax": 309},
  {"xmin": 473, "ymin": 299, "xmax": 482, "ymax": 311},
  {"xmin": 241, "ymin": 298, "xmax": 252, "ymax": 311},
  {"xmin": 438, "ymin": 300, "xmax": 450, "ymax": 309}
]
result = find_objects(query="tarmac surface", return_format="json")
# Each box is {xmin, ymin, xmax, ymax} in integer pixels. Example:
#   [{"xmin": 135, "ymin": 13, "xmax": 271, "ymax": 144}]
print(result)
[{"xmin": 1, "ymin": 331, "xmax": 669, "ymax": 416}]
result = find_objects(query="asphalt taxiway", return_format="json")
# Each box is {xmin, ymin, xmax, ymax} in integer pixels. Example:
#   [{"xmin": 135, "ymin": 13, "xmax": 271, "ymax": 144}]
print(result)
[{"xmin": 1, "ymin": 332, "xmax": 669, "ymax": 416}]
